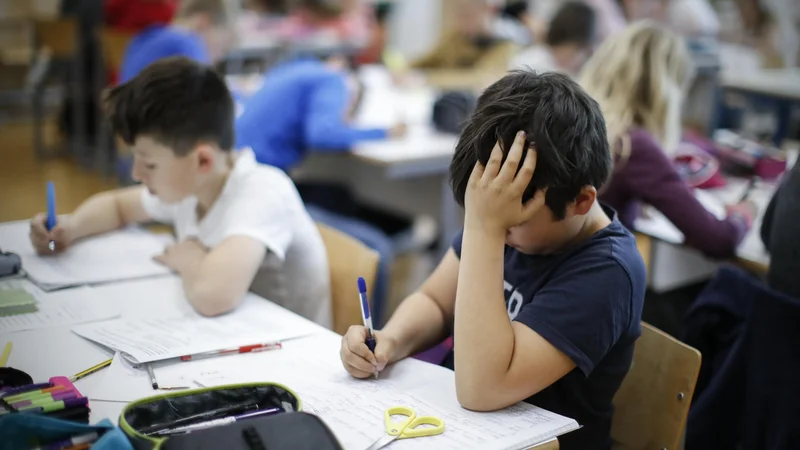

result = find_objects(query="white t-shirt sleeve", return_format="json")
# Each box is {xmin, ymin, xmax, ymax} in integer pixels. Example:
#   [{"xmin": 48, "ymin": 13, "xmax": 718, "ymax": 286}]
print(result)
[
  {"xmin": 140, "ymin": 189, "xmax": 178, "ymax": 224},
  {"xmin": 218, "ymin": 175, "xmax": 296, "ymax": 261}
]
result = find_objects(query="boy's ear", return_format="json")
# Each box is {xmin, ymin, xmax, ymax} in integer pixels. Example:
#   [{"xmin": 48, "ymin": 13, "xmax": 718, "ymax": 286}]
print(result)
[
  {"xmin": 194, "ymin": 144, "xmax": 217, "ymax": 174},
  {"xmin": 572, "ymin": 185, "xmax": 597, "ymax": 216}
]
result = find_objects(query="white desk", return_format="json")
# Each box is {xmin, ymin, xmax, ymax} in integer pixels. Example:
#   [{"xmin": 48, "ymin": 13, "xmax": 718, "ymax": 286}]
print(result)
[
  {"xmin": 1, "ymin": 274, "xmax": 571, "ymax": 449},
  {"xmin": 720, "ymin": 68, "xmax": 800, "ymax": 102},
  {"xmin": 290, "ymin": 66, "xmax": 461, "ymax": 253},
  {"xmin": 634, "ymin": 177, "xmax": 773, "ymax": 292}
]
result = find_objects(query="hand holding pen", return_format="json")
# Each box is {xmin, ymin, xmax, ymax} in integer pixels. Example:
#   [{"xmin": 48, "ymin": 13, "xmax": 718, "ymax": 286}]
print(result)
[
  {"xmin": 339, "ymin": 277, "xmax": 396, "ymax": 379},
  {"xmin": 358, "ymin": 277, "xmax": 378, "ymax": 379},
  {"xmin": 29, "ymin": 182, "xmax": 71, "ymax": 255}
]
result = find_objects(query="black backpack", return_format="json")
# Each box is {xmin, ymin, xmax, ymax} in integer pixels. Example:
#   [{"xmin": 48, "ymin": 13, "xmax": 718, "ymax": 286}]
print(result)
[{"xmin": 432, "ymin": 91, "xmax": 477, "ymax": 135}]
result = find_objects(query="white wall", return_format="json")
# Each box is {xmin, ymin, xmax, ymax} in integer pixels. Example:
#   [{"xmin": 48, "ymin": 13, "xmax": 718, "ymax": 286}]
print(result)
[{"xmin": 386, "ymin": 0, "xmax": 443, "ymax": 60}]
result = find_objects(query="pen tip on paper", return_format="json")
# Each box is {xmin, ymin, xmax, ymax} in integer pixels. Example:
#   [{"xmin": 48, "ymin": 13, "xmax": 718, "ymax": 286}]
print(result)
[{"xmin": 48, "ymin": 241, "xmax": 55, "ymax": 251}]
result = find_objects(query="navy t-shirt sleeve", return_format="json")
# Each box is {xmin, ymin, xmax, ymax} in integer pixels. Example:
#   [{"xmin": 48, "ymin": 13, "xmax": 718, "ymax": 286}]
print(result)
[
  {"xmin": 451, "ymin": 230, "xmax": 464, "ymax": 257},
  {"xmin": 514, "ymin": 256, "xmax": 632, "ymax": 376}
]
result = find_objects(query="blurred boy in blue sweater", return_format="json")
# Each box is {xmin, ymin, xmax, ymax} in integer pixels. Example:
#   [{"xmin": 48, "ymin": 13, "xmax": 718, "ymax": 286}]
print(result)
[
  {"xmin": 120, "ymin": 0, "xmax": 234, "ymax": 82},
  {"xmin": 235, "ymin": 57, "xmax": 406, "ymax": 171},
  {"xmin": 235, "ymin": 56, "xmax": 406, "ymax": 325}
]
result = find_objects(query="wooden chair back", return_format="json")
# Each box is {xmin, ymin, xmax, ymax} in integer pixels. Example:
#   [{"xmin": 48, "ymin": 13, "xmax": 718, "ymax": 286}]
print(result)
[
  {"xmin": 611, "ymin": 322, "xmax": 702, "ymax": 450},
  {"xmin": 33, "ymin": 17, "xmax": 78, "ymax": 58},
  {"xmin": 317, "ymin": 223, "xmax": 380, "ymax": 335}
]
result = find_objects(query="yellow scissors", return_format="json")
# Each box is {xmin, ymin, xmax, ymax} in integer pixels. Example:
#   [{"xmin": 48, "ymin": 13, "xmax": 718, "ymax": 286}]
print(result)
[{"xmin": 364, "ymin": 406, "xmax": 445, "ymax": 450}]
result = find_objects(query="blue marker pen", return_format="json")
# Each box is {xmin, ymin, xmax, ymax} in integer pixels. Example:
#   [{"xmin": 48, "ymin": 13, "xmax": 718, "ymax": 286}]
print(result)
[
  {"xmin": 46, "ymin": 181, "xmax": 57, "ymax": 251},
  {"xmin": 357, "ymin": 277, "xmax": 378, "ymax": 379}
]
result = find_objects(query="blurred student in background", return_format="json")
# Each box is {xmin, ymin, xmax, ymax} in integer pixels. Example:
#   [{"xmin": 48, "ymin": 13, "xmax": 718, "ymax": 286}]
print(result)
[
  {"xmin": 582, "ymin": 22, "xmax": 757, "ymax": 259},
  {"xmin": 510, "ymin": 1, "xmax": 598, "ymax": 76},
  {"xmin": 275, "ymin": 0, "xmax": 374, "ymax": 45},
  {"xmin": 665, "ymin": 0, "xmax": 720, "ymax": 38},
  {"xmin": 120, "ymin": 0, "xmax": 235, "ymax": 82},
  {"xmin": 105, "ymin": 0, "xmax": 177, "ymax": 32},
  {"xmin": 409, "ymin": 0, "xmax": 516, "ymax": 89},
  {"xmin": 235, "ymin": 55, "xmax": 406, "ymax": 321},
  {"xmin": 235, "ymin": 57, "xmax": 405, "ymax": 171},
  {"xmin": 533, "ymin": 0, "xmax": 626, "ymax": 42}
]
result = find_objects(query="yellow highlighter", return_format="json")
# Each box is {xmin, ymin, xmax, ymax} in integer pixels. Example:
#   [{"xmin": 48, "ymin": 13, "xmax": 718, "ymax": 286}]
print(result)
[{"xmin": 0, "ymin": 342, "xmax": 11, "ymax": 366}]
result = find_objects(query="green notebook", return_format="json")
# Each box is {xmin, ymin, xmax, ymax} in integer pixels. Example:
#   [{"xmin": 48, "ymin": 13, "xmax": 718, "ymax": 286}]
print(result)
[{"xmin": 0, "ymin": 289, "xmax": 38, "ymax": 316}]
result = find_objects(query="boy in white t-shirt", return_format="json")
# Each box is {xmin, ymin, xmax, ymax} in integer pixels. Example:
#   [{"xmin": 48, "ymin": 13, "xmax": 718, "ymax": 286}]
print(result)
[{"xmin": 28, "ymin": 57, "xmax": 332, "ymax": 327}]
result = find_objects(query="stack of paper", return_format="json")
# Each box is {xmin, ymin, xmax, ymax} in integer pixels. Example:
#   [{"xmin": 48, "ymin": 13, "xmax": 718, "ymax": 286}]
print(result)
[
  {"xmin": 0, "ymin": 278, "xmax": 120, "ymax": 333},
  {"xmin": 0, "ymin": 221, "xmax": 174, "ymax": 290},
  {"xmin": 71, "ymin": 297, "xmax": 323, "ymax": 364},
  {"xmin": 183, "ymin": 334, "xmax": 579, "ymax": 450}
]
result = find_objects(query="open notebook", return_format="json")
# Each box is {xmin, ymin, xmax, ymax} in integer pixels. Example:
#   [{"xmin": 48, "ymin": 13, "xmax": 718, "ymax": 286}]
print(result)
[
  {"xmin": 0, "ymin": 221, "xmax": 173, "ymax": 290},
  {"xmin": 171, "ymin": 333, "xmax": 579, "ymax": 450}
]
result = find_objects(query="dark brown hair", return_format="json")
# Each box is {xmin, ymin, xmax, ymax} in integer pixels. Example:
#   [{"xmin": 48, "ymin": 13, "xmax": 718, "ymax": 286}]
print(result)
[
  {"xmin": 105, "ymin": 57, "xmax": 235, "ymax": 155},
  {"xmin": 547, "ymin": 1, "xmax": 597, "ymax": 48},
  {"xmin": 450, "ymin": 70, "xmax": 611, "ymax": 220}
]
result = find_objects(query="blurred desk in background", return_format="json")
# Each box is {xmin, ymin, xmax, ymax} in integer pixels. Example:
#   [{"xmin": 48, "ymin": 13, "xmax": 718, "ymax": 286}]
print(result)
[
  {"xmin": 635, "ymin": 177, "xmax": 773, "ymax": 293},
  {"xmin": 721, "ymin": 68, "xmax": 800, "ymax": 101},
  {"xmin": 717, "ymin": 68, "xmax": 800, "ymax": 146},
  {"xmin": 294, "ymin": 66, "xmax": 460, "ymax": 253}
]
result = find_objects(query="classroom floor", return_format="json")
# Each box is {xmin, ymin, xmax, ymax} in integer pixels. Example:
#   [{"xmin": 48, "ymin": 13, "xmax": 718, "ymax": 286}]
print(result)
[{"xmin": 0, "ymin": 119, "xmax": 117, "ymax": 223}]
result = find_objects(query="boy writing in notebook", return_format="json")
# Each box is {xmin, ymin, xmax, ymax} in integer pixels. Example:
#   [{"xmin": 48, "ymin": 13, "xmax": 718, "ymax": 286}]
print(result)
[
  {"xmin": 29, "ymin": 57, "xmax": 332, "ymax": 327},
  {"xmin": 340, "ymin": 71, "xmax": 646, "ymax": 449}
]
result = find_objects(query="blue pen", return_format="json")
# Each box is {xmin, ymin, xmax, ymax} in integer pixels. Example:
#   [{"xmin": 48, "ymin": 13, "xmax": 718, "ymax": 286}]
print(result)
[
  {"xmin": 46, "ymin": 181, "xmax": 57, "ymax": 251},
  {"xmin": 357, "ymin": 277, "xmax": 378, "ymax": 379}
]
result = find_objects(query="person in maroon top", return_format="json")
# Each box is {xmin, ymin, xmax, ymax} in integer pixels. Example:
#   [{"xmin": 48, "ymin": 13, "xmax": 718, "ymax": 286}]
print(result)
[{"xmin": 580, "ymin": 22, "xmax": 756, "ymax": 259}]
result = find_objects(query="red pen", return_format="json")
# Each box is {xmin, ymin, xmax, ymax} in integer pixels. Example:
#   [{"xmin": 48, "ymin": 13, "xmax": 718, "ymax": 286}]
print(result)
[{"xmin": 179, "ymin": 342, "xmax": 282, "ymax": 361}]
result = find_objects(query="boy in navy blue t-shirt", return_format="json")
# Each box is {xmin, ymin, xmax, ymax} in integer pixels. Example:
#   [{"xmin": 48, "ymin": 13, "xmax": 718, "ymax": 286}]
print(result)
[{"xmin": 340, "ymin": 70, "xmax": 646, "ymax": 449}]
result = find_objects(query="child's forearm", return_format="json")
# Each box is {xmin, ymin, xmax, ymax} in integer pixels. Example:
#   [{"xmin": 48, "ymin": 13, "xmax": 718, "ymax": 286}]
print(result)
[
  {"xmin": 454, "ymin": 227, "xmax": 514, "ymax": 398},
  {"xmin": 381, "ymin": 292, "xmax": 451, "ymax": 362},
  {"xmin": 66, "ymin": 187, "xmax": 148, "ymax": 242}
]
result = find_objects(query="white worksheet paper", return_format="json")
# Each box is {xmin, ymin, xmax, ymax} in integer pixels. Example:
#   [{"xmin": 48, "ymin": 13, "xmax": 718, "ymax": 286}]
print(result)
[
  {"xmin": 71, "ymin": 296, "xmax": 323, "ymax": 364},
  {"xmin": 0, "ymin": 221, "xmax": 174, "ymax": 290},
  {"xmin": 188, "ymin": 334, "xmax": 579, "ymax": 450},
  {"xmin": 0, "ymin": 278, "xmax": 120, "ymax": 333},
  {"xmin": 89, "ymin": 352, "xmax": 193, "ymax": 402}
]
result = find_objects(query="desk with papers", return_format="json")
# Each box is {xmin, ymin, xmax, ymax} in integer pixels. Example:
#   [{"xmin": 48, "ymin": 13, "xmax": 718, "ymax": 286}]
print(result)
[
  {"xmin": 0, "ymin": 221, "xmax": 573, "ymax": 449},
  {"xmin": 633, "ymin": 176, "xmax": 774, "ymax": 292}
]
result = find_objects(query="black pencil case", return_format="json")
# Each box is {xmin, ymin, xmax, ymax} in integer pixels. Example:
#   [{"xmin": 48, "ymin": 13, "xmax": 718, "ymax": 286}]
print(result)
[{"xmin": 118, "ymin": 382, "xmax": 343, "ymax": 450}]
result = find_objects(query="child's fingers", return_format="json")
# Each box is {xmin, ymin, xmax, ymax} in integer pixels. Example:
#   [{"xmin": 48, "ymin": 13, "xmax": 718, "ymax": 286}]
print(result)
[
  {"xmin": 342, "ymin": 359, "xmax": 376, "ymax": 379},
  {"xmin": 482, "ymin": 141, "xmax": 504, "ymax": 181},
  {"xmin": 512, "ymin": 146, "xmax": 537, "ymax": 193},
  {"xmin": 344, "ymin": 326, "xmax": 376, "ymax": 363},
  {"xmin": 497, "ymin": 131, "xmax": 526, "ymax": 183},
  {"xmin": 29, "ymin": 214, "xmax": 49, "ymax": 238},
  {"xmin": 344, "ymin": 330, "xmax": 378, "ymax": 365},
  {"xmin": 522, "ymin": 188, "xmax": 547, "ymax": 219},
  {"xmin": 342, "ymin": 350, "xmax": 376, "ymax": 375}
]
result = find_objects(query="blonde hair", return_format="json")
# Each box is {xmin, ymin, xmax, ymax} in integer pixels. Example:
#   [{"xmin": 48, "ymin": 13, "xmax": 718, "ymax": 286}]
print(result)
[{"xmin": 579, "ymin": 21, "xmax": 692, "ymax": 157}]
